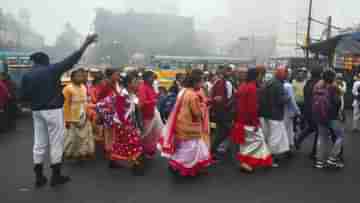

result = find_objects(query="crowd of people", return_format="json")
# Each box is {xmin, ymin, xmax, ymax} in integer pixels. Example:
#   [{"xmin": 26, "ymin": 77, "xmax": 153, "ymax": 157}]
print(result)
[{"xmin": 7, "ymin": 34, "xmax": 348, "ymax": 189}]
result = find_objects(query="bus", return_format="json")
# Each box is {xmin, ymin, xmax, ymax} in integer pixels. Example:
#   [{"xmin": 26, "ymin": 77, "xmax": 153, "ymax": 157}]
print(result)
[
  {"xmin": 150, "ymin": 55, "xmax": 255, "ymax": 88},
  {"xmin": 0, "ymin": 51, "xmax": 32, "ymax": 98}
]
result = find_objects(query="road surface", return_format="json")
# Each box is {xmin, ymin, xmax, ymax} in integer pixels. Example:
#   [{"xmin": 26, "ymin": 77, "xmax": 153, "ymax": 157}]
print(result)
[{"xmin": 0, "ymin": 113, "xmax": 359, "ymax": 203}]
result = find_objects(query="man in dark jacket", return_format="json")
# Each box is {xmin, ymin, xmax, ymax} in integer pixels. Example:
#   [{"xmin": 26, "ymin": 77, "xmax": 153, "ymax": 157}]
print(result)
[
  {"xmin": 259, "ymin": 66, "xmax": 290, "ymax": 167},
  {"xmin": 294, "ymin": 65, "xmax": 322, "ymax": 157},
  {"xmin": 22, "ymin": 34, "xmax": 98, "ymax": 188},
  {"xmin": 210, "ymin": 65, "xmax": 233, "ymax": 159}
]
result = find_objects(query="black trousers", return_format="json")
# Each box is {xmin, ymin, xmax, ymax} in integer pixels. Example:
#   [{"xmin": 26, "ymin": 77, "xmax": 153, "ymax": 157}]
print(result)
[
  {"xmin": 294, "ymin": 103, "xmax": 305, "ymax": 133},
  {"xmin": 329, "ymin": 125, "xmax": 344, "ymax": 160},
  {"xmin": 297, "ymin": 118, "xmax": 344, "ymax": 160},
  {"xmin": 7, "ymin": 101, "xmax": 17, "ymax": 129},
  {"xmin": 0, "ymin": 105, "xmax": 10, "ymax": 132},
  {"xmin": 211, "ymin": 121, "xmax": 232, "ymax": 155},
  {"xmin": 296, "ymin": 118, "xmax": 318, "ymax": 155}
]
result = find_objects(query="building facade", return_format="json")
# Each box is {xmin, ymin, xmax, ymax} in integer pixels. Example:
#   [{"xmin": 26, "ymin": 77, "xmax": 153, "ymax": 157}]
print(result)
[{"xmin": 93, "ymin": 8, "xmax": 197, "ymax": 65}]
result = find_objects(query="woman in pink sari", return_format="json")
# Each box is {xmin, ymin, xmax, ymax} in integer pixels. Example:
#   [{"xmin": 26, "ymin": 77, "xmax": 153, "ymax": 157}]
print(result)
[
  {"xmin": 97, "ymin": 72, "xmax": 145, "ymax": 174},
  {"xmin": 158, "ymin": 69, "xmax": 212, "ymax": 177}
]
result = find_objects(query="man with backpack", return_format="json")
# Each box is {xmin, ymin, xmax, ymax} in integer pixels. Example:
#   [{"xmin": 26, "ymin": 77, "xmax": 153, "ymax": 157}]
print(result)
[{"xmin": 312, "ymin": 69, "xmax": 344, "ymax": 169}]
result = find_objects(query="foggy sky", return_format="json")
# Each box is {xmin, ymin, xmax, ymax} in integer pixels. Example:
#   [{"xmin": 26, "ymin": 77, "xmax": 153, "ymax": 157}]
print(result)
[{"xmin": 2, "ymin": 0, "xmax": 360, "ymax": 45}]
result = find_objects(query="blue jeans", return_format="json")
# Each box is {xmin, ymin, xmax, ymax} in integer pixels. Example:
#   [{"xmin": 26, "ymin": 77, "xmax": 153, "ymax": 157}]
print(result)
[{"xmin": 316, "ymin": 120, "xmax": 344, "ymax": 161}]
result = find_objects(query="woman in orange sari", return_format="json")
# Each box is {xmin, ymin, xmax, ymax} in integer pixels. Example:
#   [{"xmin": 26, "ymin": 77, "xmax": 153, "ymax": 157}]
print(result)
[
  {"xmin": 87, "ymin": 70, "xmax": 104, "ymax": 144},
  {"xmin": 158, "ymin": 69, "xmax": 212, "ymax": 177}
]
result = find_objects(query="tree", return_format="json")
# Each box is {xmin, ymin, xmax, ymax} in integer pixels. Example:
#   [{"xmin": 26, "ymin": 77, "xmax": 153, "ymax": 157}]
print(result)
[
  {"xmin": 0, "ymin": 8, "xmax": 4, "ymax": 30},
  {"xmin": 54, "ymin": 22, "xmax": 82, "ymax": 59}
]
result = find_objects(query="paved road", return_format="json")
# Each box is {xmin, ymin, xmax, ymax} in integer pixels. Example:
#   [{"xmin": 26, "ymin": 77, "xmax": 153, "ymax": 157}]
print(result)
[{"xmin": 1, "ymin": 113, "xmax": 359, "ymax": 203}]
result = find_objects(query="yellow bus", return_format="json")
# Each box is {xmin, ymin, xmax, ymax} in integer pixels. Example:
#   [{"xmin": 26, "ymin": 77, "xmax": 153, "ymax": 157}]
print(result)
[{"xmin": 150, "ymin": 55, "xmax": 254, "ymax": 89}]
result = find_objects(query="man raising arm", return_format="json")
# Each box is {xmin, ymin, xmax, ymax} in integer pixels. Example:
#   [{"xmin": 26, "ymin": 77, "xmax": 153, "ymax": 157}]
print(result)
[{"xmin": 22, "ymin": 34, "xmax": 98, "ymax": 188}]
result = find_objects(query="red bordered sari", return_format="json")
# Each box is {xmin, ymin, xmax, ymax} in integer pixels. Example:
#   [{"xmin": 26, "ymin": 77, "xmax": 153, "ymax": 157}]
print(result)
[
  {"xmin": 158, "ymin": 88, "xmax": 212, "ymax": 176},
  {"xmin": 232, "ymin": 82, "xmax": 272, "ymax": 168},
  {"xmin": 110, "ymin": 92, "xmax": 143, "ymax": 164}
]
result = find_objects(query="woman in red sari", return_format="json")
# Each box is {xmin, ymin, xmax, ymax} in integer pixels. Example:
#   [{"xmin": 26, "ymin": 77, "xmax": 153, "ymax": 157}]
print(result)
[
  {"xmin": 137, "ymin": 71, "xmax": 164, "ymax": 159},
  {"xmin": 87, "ymin": 70, "xmax": 104, "ymax": 143},
  {"xmin": 97, "ymin": 72, "xmax": 145, "ymax": 174},
  {"xmin": 231, "ymin": 67, "xmax": 272, "ymax": 173},
  {"xmin": 96, "ymin": 68, "xmax": 122, "ymax": 160}
]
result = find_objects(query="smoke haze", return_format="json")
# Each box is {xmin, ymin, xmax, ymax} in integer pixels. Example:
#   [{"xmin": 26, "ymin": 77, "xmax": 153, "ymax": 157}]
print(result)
[{"xmin": 2, "ymin": 0, "xmax": 360, "ymax": 58}]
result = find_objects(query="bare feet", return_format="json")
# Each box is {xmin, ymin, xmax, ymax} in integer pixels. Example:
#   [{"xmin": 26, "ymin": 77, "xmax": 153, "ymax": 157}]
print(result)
[{"xmin": 240, "ymin": 163, "xmax": 254, "ymax": 173}]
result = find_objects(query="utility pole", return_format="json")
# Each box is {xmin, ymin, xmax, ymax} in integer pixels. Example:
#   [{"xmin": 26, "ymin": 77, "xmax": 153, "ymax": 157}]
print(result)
[
  {"xmin": 305, "ymin": 0, "xmax": 313, "ymax": 67},
  {"xmin": 327, "ymin": 16, "xmax": 333, "ymax": 67},
  {"xmin": 327, "ymin": 16, "xmax": 332, "ymax": 39},
  {"xmin": 295, "ymin": 21, "xmax": 298, "ymax": 46},
  {"xmin": 251, "ymin": 33, "xmax": 255, "ymax": 59}
]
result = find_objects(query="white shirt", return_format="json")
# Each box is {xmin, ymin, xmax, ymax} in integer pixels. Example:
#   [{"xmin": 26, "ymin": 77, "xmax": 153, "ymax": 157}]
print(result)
[
  {"xmin": 339, "ymin": 81, "xmax": 347, "ymax": 95},
  {"xmin": 352, "ymin": 81, "xmax": 360, "ymax": 107},
  {"xmin": 226, "ymin": 81, "xmax": 233, "ymax": 99},
  {"xmin": 153, "ymin": 80, "xmax": 159, "ymax": 94},
  {"xmin": 205, "ymin": 81, "xmax": 213, "ymax": 94}
]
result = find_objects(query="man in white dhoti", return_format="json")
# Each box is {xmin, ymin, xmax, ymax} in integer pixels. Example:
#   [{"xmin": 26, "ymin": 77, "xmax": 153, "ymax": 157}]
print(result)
[{"xmin": 259, "ymin": 66, "xmax": 290, "ymax": 167}]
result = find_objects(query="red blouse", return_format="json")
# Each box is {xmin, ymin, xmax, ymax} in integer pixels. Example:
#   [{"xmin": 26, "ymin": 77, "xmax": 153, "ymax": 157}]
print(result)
[
  {"xmin": 231, "ymin": 81, "xmax": 260, "ymax": 144},
  {"xmin": 137, "ymin": 81, "xmax": 158, "ymax": 120},
  {"xmin": 97, "ymin": 80, "xmax": 118, "ymax": 101}
]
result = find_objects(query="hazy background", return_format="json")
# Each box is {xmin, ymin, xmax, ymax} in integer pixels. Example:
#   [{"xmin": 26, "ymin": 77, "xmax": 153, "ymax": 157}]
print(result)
[
  {"xmin": 3, "ymin": 0, "xmax": 360, "ymax": 44},
  {"xmin": 2, "ymin": 0, "xmax": 360, "ymax": 62}
]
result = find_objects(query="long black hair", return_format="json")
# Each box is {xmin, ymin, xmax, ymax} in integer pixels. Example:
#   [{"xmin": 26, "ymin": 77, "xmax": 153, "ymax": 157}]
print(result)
[
  {"xmin": 92, "ymin": 71, "xmax": 104, "ymax": 84},
  {"xmin": 247, "ymin": 68, "xmax": 257, "ymax": 82},
  {"xmin": 30, "ymin": 52, "xmax": 50, "ymax": 66},
  {"xmin": 122, "ymin": 71, "xmax": 138, "ymax": 89},
  {"xmin": 183, "ymin": 69, "xmax": 203, "ymax": 88},
  {"xmin": 143, "ymin": 71, "xmax": 155, "ymax": 82},
  {"xmin": 70, "ymin": 68, "xmax": 85, "ymax": 81},
  {"xmin": 105, "ymin": 68, "xmax": 118, "ymax": 79},
  {"xmin": 310, "ymin": 64, "xmax": 323, "ymax": 80},
  {"xmin": 323, "ymin": 69, "xmax": 336, "ymax": 84}
]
